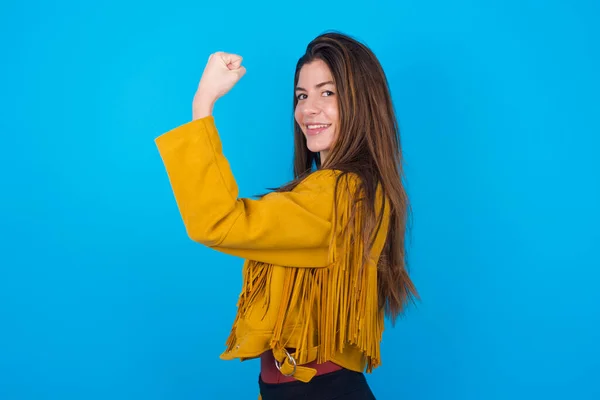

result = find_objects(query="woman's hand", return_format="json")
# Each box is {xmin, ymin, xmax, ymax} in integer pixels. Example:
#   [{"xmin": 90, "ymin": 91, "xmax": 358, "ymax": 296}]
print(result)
[{"xmin": 192, "ymin": 52, "xmax": 246, "ymax": 120}]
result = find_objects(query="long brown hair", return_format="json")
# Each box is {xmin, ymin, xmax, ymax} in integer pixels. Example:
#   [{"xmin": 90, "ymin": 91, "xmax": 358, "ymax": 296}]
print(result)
[{"xmin": 270, "ymin": 31, "xmax": 419, "ymax": 324}]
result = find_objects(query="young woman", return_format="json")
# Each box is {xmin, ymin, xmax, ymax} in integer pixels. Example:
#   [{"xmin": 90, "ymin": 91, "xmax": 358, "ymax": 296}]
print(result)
[{"xmin": 155, "ymin": 32, "xmax": 418, "ymax": 400}]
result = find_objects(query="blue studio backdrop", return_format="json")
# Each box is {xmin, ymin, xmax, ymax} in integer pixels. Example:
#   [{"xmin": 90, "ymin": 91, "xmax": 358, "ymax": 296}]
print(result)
[{"xmin": 1, "ymin": 0, "xmax": 598, "ymax": 399}]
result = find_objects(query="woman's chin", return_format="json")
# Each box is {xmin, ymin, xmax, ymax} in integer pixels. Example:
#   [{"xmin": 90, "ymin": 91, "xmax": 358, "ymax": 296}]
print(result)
[
  {"xmin": 307, "ymin": 147, "xmax": 321, "ymax": 154},
  {"xmin": 306, "ymin": 142, "xmax": 329, "ymax": 154}
]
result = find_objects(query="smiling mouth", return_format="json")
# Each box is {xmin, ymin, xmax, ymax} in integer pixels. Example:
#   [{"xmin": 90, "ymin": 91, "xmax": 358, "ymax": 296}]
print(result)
[{"xmin": 305, "ymin": 124, "xmax": 331, "ymax": 135}]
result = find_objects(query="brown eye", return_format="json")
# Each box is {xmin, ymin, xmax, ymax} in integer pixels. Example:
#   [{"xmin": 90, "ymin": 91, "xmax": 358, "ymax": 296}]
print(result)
[
  {"xmin": 322, "ymin": 90, "xmax": 334, "ymax": 96},
  {"xmin": 296, "ymin": 93, "xmax": 307, "ymax": 100}
]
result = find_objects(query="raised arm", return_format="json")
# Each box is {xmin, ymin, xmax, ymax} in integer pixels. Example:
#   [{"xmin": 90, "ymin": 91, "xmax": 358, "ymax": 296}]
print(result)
[{"xmin": 155, "ymin": 115, "xmax": 337, "ymax": 268}]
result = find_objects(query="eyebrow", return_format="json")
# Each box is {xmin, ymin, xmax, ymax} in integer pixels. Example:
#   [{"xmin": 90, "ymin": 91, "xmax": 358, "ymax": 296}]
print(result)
[{"xmin": 295, "ymin": 80, "xmax": 335, "ymax": 92}]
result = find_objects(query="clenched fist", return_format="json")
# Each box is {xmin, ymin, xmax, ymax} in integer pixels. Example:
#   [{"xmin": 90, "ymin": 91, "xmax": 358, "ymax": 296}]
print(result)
[{"xmin": 193, "ymin": 52, "xmax": 246, "ymax": 120}]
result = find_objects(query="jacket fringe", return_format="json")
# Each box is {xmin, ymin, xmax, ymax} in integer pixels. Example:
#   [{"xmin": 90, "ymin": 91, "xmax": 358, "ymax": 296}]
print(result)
[{"xmin": 225, "ymin": 173, "xmax": 388, "ymax": 373}]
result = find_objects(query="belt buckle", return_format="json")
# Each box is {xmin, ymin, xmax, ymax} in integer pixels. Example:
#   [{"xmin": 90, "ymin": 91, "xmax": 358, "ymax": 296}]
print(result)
[{"xmin": 274, "ymin": 347, "xmax": 297, "ymax": 377}]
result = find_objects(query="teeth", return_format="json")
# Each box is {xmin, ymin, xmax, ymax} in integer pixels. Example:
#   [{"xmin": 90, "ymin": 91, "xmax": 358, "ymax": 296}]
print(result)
[{"xmin": 307, "ymin": 124, "xmax": 330, "ymax": 129}]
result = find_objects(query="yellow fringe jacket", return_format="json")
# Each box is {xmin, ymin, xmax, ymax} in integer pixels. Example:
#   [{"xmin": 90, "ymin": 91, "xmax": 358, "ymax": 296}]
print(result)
[{"xmin": 155, "ymin": 116, "xmax": 391, "ymax": 383}]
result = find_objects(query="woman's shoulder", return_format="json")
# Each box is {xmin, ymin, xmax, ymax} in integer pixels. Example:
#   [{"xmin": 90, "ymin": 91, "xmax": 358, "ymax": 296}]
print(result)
[{"xmin": 299, "ymin": 169, "xmax": 361, "ymax": 190}]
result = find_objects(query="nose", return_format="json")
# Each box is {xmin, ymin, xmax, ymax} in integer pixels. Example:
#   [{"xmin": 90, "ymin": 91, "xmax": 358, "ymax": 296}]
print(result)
[{"xmin": 300, "ymin": 98, "xmax": 321, "ymax": 116}]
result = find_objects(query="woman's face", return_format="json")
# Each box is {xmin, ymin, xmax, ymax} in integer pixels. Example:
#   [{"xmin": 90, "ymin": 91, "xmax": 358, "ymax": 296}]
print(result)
[{"xmin": 294, "ymin": 59, "xmax": 339, "ymax": 162}]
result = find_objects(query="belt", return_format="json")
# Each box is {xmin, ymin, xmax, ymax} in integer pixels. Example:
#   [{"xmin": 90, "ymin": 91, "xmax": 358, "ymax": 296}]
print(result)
[{"xmin": 260, "ymin": 348, "xmax": 343, "ymax": 384}]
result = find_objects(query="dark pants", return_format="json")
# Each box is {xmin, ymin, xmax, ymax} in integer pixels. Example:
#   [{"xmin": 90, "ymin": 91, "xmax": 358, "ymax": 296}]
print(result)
[{"xmin": 258, "ymin": 368, "xmax": 377, "ymax": 400}]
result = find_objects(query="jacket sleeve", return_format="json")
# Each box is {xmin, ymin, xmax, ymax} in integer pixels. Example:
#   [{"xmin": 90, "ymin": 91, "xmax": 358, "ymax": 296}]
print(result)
[{"xmin": 154, "ymin": 116, "xmax": 336, "ymax": 268}]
